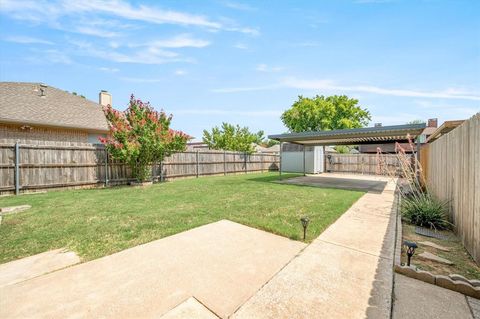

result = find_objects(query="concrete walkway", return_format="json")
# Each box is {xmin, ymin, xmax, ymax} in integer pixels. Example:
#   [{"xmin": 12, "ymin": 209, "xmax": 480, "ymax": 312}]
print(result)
[
  {"xmin": 0, "ymin": 249, "xmax": 80, "ymax": 287},
  {"xmin": 234, "ymin": 175, "xmax": 397, "ymax": 319},
  {"xmin": 393, "ymin": 274, "xmax": 473, "ymax": 319},
  {"xmin": 0, "ymin": 220, "xmax": 305, "ymax": 319}
]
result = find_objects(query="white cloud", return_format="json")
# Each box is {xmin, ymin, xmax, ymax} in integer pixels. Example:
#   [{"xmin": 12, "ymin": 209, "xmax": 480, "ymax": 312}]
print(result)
[
  {"xmin": 221, "ymin": 1, "xmax": 257, "ymax": 11},
  {"xmin": 74, "ymin": 26, "xmax": 121, "ymax": 38},
  {"xmin": 65, "ymin": 0, "xmax": 221, "ymax": 28},
  {"xmin": 281, "ymin": 77, "xmax": 480, "ymax": 101},
  {"xmin": 27, "ymin": 49, "xmax": 72, "ymax": 64},
  {"xmin": 70, "ymin": 39, "xmax": 195, "ymax": 64},
  {"xmin": 413, "ymin": 100, "xmax": 478, "ymax": 118},
  {"xmin": 0, "ymin": 0, "xmax": 257, "ymax": 35},
  {"xmin": 212, "ymin": 77, "xmax": 480, "ymax": 101},
  {"xmin": 99, "ymin": 67, "xmax": 119, "ymax": 72},
  {"xmin": 4, "ymin": 36, "xmax": 53, "ymax": 45},
  {"xmin": 174, "ymin": 69, "xmax": 187, "ymax": 76},
  {"xmin": 233, "ymin": 43, "xmax": 248, "ymax": 50},
  {"xmin": 135, "ymin": 34, "xmax": 210, "ymax": 49},
  {"xmin": 226, "ymin": 26, "xmax": 260, "ymax": 36},
  {"xmin": 256, "ymin": 64, "xmax": 284, "ymax": 72}
]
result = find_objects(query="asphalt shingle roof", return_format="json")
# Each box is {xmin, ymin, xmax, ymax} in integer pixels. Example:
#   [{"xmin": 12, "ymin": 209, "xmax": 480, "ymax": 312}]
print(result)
[{"xmin": 0, "ymin": 82, "xmax": 108, "ymax": 132}]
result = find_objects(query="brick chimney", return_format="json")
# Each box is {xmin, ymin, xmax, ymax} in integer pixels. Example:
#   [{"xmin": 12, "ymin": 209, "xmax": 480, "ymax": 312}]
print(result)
[
  {"xmin": 427, "ymin": 118, "xmax": 438, "ymax": 128},
  {"xmin": 99, "ymin": 90, "xmax": 112, "ymax": 106}
]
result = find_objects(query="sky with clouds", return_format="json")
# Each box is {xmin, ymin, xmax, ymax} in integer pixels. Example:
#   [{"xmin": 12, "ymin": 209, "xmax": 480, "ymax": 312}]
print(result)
[{"xmin": 1, "ymin": 0, "xmax": 479, "ymax": 140}]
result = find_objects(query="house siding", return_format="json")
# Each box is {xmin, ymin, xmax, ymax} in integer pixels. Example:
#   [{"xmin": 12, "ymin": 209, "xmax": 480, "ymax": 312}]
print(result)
[{"xmin": 0, "ymin": 123, "xmax": 90, "ymax": 145}]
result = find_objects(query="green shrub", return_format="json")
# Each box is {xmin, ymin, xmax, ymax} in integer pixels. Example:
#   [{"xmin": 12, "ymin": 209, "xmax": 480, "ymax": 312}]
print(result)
[{"xmin": 401, "ymin": 193, "xmax": 450, "ymax": 230}]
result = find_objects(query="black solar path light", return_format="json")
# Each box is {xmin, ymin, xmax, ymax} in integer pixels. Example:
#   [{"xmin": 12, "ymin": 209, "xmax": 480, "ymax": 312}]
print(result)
[
  {"xmin": 300, "ymin": 216, "xmax": 310, "ymax": 241},
  {"xmin": 403, "ymin": 240, "xmax": 417, "ymax": 266}
]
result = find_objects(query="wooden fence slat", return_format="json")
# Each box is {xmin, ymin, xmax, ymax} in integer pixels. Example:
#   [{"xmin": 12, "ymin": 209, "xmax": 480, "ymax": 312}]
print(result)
[{"xmin": 427, "ymin": 113, "xmax": 480, "ymax": 264}]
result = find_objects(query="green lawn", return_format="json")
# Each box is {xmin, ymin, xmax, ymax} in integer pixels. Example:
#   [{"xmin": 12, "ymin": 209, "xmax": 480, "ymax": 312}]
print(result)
[{"xmin": 0, "ymin": 173, "xmax": 364, "ymax": 264}]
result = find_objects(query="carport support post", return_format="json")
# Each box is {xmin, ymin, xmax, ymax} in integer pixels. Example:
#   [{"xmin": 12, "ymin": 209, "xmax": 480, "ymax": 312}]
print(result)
[
  {"xmin": 303, "ymin": 145, "xmax": 306, "ymax": 176},
  {"xmin": 14, "ymin": 142, "xmax": 20, "ymax": 195},
  {"xmin": 279, "ymin": 142, "xmax": 282, "ymax": 177},
  {"xmin": 323, "ymin": 145, "xmax": 327, "ymax": 174}
]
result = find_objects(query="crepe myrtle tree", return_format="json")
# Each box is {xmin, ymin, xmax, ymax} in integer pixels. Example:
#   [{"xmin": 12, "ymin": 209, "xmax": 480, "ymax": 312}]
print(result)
[{"xmin": 100, "ymin": 95, "xmax": 191, "ymax": 182}]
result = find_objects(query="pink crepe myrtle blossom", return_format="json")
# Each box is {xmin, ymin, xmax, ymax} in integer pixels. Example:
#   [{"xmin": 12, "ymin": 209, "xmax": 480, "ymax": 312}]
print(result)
[{"xmin": 100, "ymin": 94, "xmax": 191, "ymax": 182}]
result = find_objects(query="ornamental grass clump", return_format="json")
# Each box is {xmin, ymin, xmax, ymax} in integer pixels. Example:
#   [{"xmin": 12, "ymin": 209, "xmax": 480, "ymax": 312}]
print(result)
[
  {"xmin": 101, "ymin": 95, "xmax": 191, "ymax": 182},
  {"xmin": 401, "ymin": 193, "xmax": 450, "ymax": 230},
  {"xmin": 375, "ymin": 135, "xmax": 450, "ymax": 230}
]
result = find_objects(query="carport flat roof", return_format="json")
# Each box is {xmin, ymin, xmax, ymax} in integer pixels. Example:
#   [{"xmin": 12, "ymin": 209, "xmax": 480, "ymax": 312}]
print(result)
[{"xmin": 268, "ymin": 123, "xmax": 426, "ymax": 146}]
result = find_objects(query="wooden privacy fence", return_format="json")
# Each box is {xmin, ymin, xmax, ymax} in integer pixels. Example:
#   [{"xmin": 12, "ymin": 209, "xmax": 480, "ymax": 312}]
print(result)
[
  {"xmin": 426, "ymin": 113, "xmax": 480, "ymax": 264},
  {"xmin": 0, "ymin": 143, "xmax": 279, "ymax": 194},
  {"xmin": 325, "ymin": 153, "xmax": 403, "ymax": 175}
]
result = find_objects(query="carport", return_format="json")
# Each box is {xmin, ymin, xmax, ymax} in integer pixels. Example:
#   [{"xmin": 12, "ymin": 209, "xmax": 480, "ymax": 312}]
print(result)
[{"xmin": 268, "ymin": 123, "xmax": 426, "ymax": 176}]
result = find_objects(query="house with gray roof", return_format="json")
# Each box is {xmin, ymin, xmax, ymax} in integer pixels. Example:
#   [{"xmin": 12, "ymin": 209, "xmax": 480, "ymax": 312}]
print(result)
[{"xmin": 0, "ymin": 82, "xmax": 110, "ymax": 145}]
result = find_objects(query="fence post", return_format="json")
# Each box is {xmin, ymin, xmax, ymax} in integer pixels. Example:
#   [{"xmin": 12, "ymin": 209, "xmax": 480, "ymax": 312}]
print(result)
[
  {"xmin": 260, "ymin": 153, "xmax": 263, "ymax": 173},
  {"xmin": 160, "ymin": 160, "xmax": 163, "ymax": 182},
  {"xmin": 244, "ymin": 152, "xmax": 247, "ymax": 173},
  {"xmin": 223, "ymin": 151, "xmax": 226, "ymax": 175},
  {"xmin": 196, "ymin": 150, "xmax": 199, "ymax": 178},
  {"xmin": 14, "ymin": 143, "xmax": 20, "ymax": 195},
  {"xmin": 104, "ymin": 148, "xmax": 108, "ymax": 187}
]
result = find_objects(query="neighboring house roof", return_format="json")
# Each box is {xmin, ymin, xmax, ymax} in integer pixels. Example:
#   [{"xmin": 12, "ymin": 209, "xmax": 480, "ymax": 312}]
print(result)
[
  {"xmin": 421, "ymin": 126, "xmax": 437, "ymax": 136},
  {"xmin": 426, "ymin": 120, "xmax": 465, "ymax": 143},
  {"xmin": 0, "ymin": 82, "xmax": 108, "ymax": 132},
  {"xmin": 255, "ymin": 144, "xmax": 280, "ymax": 153},
  {"xmin": 325, "ymin": 146, "xmax": 337, "ymax": 153}
]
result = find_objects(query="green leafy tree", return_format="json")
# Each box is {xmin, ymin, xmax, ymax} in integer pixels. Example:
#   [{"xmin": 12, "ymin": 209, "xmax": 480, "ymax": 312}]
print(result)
[
  {"xmin": 101, "ymin": 95, "xmax": 191, "ymax": 182},
  {"xmin": 334, "ymin": 145, "xmax": 351, "ymax": 154},
  {"xmin": 281, "ymin": 95, "xmax": 371, "ymax": 132},
  {"xmin": 202, "ymin": 123, "xmax": 264, "ymax": 154}
]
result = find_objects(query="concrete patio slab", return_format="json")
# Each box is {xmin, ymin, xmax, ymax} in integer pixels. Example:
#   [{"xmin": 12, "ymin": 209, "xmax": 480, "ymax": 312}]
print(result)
[
  {"xmin": 160, "ymin": 297, "xmax": 219, "ymax": 319},
  {"xmin": 234, "ymin": 178, "xmax": 397, "ymax": 319},
  {"xmin": 0, "ymin": 248, "xmax": 80, "ymax": 287},
  {"xmin": 393, "ymin": 274, "xmax": 473, "ymax": 319},
  {"xmin": 279, "ymin": 173, "xmax": 389, "ymax": 194},
  {"xmin": 0, "ymin": 220, "xmax": 305, "ymax": 319}
]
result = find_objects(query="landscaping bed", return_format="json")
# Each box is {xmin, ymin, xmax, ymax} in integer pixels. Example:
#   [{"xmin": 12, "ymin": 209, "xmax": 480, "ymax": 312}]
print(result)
[
  {"xmin": 0, "ymin": 172, "xmax": 364, "ymax": 264},
  {"xmin": 401, "ymin": 222, "xmax": 480, "ymax": 280}
]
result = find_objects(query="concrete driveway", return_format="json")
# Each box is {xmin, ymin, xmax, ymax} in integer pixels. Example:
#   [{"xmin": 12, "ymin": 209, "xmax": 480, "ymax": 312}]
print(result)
[
  {"xmin": 278, "ymin": 173, "xmax": 389, "ymax": 193},
  {"xmin": 0, "ymin": 220, "xmax": 305, "ymax": 319}
]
